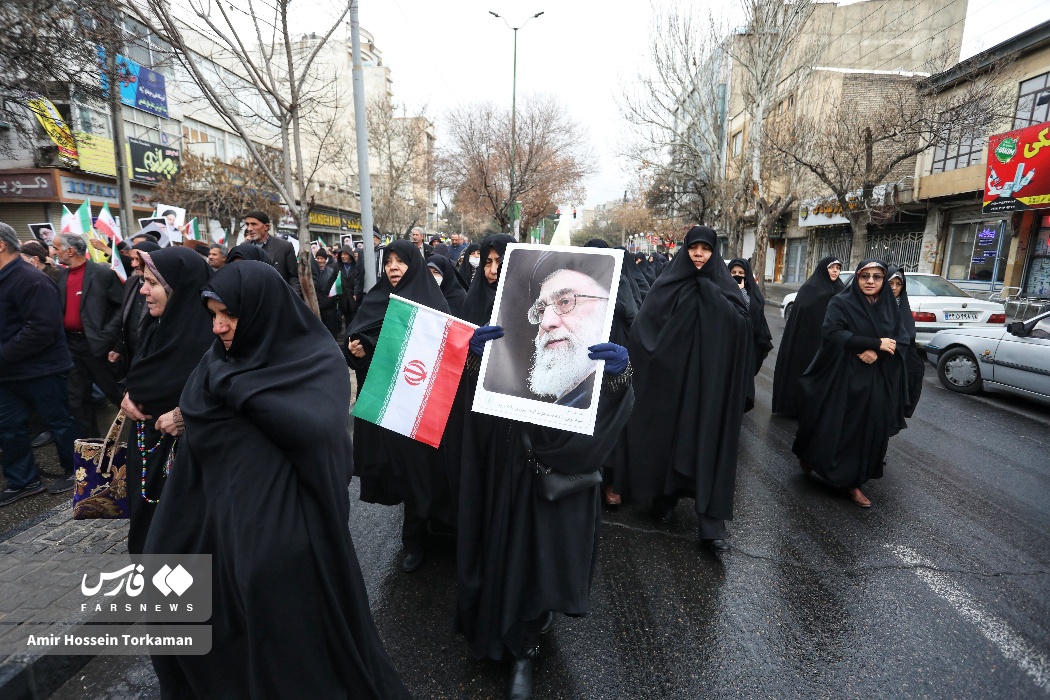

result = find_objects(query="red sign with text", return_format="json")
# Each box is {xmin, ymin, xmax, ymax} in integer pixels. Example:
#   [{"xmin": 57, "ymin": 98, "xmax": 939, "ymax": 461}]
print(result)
[{"xmin": 984, "ymin": 120, "xmax": 1050, "ymax": 213}]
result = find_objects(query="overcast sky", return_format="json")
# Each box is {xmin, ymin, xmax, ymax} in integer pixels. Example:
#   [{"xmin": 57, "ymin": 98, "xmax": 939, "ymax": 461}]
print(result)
[{"xmin": 345, "ymin": 0, "xmax": 1050, "ymax": 208}]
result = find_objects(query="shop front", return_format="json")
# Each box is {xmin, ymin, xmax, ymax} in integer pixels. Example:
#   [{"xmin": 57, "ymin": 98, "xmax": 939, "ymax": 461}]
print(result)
[{"xmin": 279, "ymin": 205, "xmax": 362, "ymax": 247}]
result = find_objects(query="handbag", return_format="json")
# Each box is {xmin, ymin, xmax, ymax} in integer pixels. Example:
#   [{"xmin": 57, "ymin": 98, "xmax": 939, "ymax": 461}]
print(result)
[
  {"xmin": 523, "ymin": 430, "xmax": 602, "ymax": 501},
  {"xmin": 72, "ymin": 411, "xmax": 130, "ymax": 519}
]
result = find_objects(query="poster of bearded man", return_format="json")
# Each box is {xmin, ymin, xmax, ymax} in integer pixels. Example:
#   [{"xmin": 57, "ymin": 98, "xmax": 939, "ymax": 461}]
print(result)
[{"xmin": 473, "ymin": 244, "xmax": 622, "ymax": 435}]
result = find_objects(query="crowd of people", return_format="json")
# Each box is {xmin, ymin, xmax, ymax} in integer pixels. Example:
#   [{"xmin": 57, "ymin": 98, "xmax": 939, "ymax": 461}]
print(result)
[{"xmin": 0, "ymin": 213, "xmax": 921, "ymax": 699}]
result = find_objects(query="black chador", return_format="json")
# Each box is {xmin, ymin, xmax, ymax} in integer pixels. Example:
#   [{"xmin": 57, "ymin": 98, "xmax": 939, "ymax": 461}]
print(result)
[
  {"xmin": 144, "ymin": 261, "xmax": 409, "ymax": 699},
  {"xmin": 889, "ymin": 266, "xmax": 925, "ymax": 418},
  {"xmin": 426, "ymin": 253, "xmax": 469, "ymax": 319},
  {"xmin": 124, "ymin": 247, "xmax": 213, "ymax": 555},
  {"xmin": 772, "ymin": 256, "xmax": 845, "ymax": 415},
  {"xmin": 792, "ymin": 260, "xmax": 911, "ymax": 493},
  {"xmin": 618, "ymin": 226, "xmax": 753, "ymax": 546},
  {"xmin": 728, "ymin": 257, "xmax": 774, "ymax": 375},
  {"xmin": 347, "ymin": 240, "xmax": 455, "ymax": 570}
]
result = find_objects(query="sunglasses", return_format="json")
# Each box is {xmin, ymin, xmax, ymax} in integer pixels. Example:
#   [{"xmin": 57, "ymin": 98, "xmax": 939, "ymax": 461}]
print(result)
[{"xmin": 858, "ymin": 273, "xmax": 885, "ymax": 282}]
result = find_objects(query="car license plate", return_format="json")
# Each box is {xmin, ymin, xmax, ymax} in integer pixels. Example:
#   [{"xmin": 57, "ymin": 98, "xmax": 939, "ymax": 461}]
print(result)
[{"xmin": 945, "ymin": 312, "xmax": 979, "ymax": 321}]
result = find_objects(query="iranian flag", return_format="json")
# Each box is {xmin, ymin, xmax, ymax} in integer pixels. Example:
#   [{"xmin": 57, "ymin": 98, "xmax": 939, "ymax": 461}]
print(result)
[
  {"xmin": 183, "ymin": 218, "xmax": 202, "ymax": 241},
  {"xmin": 352, "ymin": 296, "xmax": 476, "ymax": 448},
  {"xmin": 95, "ymin": 203, "xmax": 121, "ymax": 244},
  {"xmin": 328, "ymin": 272, "xmax": 344, "ymax": 297},
  {"xmin": 110, "ymin": 234, "xmax": 127, "ymax": 282}
]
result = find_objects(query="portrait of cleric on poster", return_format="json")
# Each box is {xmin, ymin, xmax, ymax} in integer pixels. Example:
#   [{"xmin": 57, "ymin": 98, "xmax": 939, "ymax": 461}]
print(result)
[{"xmin": 477, "ymin": 245, "xmax": 620, "ymax": 426}]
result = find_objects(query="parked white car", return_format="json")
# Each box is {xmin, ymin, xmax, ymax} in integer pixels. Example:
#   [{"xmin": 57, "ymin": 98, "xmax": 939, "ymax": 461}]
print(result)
[
  {"xmin": 780, "ymin": 272, "xmax": 852, "ymax": 320},
  {"xmin": 779, "ymin": 273, "xmax": 1006, "ymax": 348},
  {"xmin": 924, "ymin": 310, "xmax": 1050, "ymax": 406}
]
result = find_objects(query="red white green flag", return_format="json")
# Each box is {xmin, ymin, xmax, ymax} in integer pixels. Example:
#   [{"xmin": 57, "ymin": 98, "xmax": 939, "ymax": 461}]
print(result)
[
  {"xmin": 351, "ymin": 295, "xmax": 476, "ymax": 448},
  {"xmin": 182, "ymin": 218, "xmax": 202, "ymax": 241},
  {"xmin": 94, "ymin": 202, "xmax": 121, "ymax": 244},
  {"xmin": 328, "ymin": 272, "xmax": 343, "ymax": 298},
  {"xmin": 110, "ymin": 234, "xmax": 127, "ymax": 282}
]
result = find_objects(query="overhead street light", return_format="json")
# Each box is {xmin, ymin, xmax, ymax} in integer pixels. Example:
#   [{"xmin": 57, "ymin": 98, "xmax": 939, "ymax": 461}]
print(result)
[{"xmin": 489, "ymin": 10, "xmax": 544, "ymax": 240}]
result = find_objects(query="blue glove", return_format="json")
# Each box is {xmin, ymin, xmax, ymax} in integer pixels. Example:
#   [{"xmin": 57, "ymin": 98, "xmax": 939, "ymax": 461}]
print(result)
[
  {"xmin": 588, "ymin": 342, "xmax": 629, "ymax": 374},
  {"xmin": 469, "ymin": 325, "xmax": 504, "ymax": 356}
]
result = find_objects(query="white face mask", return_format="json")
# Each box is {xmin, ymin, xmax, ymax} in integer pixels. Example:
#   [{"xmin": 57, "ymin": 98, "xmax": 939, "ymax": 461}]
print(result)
[
  {"xmin": 432, "ymin": 274, "xmax": 443, "ymax": 286},
  {"xmin": 469, "ymin": 256, "xmax": 480, "ymax": 268}
]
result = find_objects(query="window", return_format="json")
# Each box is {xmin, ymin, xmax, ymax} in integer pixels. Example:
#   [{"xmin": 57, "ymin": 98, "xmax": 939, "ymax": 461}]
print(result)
[
  {"xmin": 732, "ymin": 130, "xmax": 743, "ymax": 157},
  {"xmin": 930, "ymin": 116, "xmax": 984, "ymax": 174},
  {"xmin": 1014, "ymin": 72, "xmax": 1050, "ymax": 129},
  {"xmin": 945, "ymin": 220, "xmax": 1007, "ymax": 284},
  {"xmin": 1024, "ymin": 217, "xmax": 1050, "ymax": 297}
]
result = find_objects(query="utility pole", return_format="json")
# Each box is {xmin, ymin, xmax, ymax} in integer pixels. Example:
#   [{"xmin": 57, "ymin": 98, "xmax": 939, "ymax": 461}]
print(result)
[
  {"xmin": 350, "ymin": 1, "xmax": 377, "ymax": 290},
  {"xmin": 104, "ymin": 36, "xmax": 135, "ymax": 239}
]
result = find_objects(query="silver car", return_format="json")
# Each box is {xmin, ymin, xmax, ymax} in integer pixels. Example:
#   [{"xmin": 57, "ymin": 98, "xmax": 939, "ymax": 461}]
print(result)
[{"xmin": 924, "ymin": 310, "xmax": 1050, "ymax": 406}]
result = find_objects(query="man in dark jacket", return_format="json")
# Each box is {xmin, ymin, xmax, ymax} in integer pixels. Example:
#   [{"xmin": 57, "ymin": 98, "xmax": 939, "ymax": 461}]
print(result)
[
  {"xmin": 54, "ymin": 233, "xmax": 124, "ymax": 439},
  {"xmin": 0, "ymin": 223, "xmax": 78, "ymax": 504},
  {"xmin": 314, "ymin": 248, "xmax": 342, "ymax": 338},
  {"xmin": 335, "ymin": 245, "xmax": 360, "ymax": 326},
  {"xmin": 243, "ymin": 210, "xmax": 302, "ymax": 298}
]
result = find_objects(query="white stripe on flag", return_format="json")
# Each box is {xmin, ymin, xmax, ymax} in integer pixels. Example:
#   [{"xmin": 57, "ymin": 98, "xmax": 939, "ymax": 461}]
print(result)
[{"xmin": 377, "ymin": 308, "xmax": 449, "ymax": 438}]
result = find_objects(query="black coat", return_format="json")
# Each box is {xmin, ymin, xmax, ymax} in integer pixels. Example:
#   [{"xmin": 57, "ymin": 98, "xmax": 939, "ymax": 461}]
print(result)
[
  {"xmin": 771, "ymin": 256, "xmax": 845, "ymax": 415},
  {"xmin": 729, "ymin": 258, "xmax": 774, "ymax": 375},
  {"xmin": 258, "ymin": 235, "xmax": 301, "ymax": 298},
  {"xmin": 792, "ymin": 261, "xmax": 911, "ymax": 488},
  {"xmin": 57, "ymin": 259, "xmax": 124, "ymax": 357},
  {"xmin": 617, "ymin": 226, "xmax": 753, "ymax": 521},
  {"xmin": 144, "ymin": 261, "xmax": 409, "ymax": 699},
  {"xmin": 0, "ymin": 258, "xmax": 72, "ymax": 381},
  {"xmin": 889, "ymin": 267, "xmax": 925, "ymax": 418}
]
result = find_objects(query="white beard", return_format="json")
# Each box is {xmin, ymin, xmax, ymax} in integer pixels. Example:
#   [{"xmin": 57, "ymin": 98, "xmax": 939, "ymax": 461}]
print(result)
[{"xmin": 527, "ymin": 313, "xmax": 605, "ymax": 399}]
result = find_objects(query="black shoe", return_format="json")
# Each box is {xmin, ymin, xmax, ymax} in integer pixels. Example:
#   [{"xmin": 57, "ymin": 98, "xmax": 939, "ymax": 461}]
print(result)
[
  {"xmin": 701, "ymin": 538, "xmax": 731, "ymax": 553},
  {"xmin": 538, "ymin": 611, "xmax": 554, "ymax": 635},
  {"xmin": 31, "ymin": 431, "xmax": 53, "ymax": 448},
  {"xmin": 401, "ymin": 550, "xmax": 425, "ymax": 573},
  {"xmin": 0, "ymin": 480, "xmax": 46, "ymax": 507},
  {"xmin": 507, "ymin": 658, "xmax": 533, "ymax": 700},
  {"xmin": 48, "ymin": 475, "xmax": 75, "ymax": 494}
]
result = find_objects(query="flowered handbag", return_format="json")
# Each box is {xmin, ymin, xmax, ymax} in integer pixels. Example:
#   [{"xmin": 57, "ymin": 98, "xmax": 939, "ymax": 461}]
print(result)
[{"xmin": 72, "ymin": 411, "xmax": 129, "ymax": 519}]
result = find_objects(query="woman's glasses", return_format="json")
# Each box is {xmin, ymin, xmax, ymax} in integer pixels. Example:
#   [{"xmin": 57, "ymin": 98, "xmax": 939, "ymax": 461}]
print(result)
[
  {"xmin": 527, "ymin": 292, "xmax": 608, "ymax": 324},
  {"xmin": 858, "ymin": 273, "xmax": 885, "ymax": 282}
]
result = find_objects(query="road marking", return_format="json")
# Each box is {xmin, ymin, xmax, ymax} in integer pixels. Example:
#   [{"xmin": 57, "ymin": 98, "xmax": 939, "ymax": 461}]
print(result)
[{"xmin": 888, "ymin": 545, "xmax": 1050, "ymax": 693}]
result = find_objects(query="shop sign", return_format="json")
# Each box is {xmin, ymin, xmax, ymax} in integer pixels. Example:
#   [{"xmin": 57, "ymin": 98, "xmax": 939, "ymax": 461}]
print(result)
[
  {"xmin": 97, "ymin": 48, "xmax": 169, "ymax": 118},
  {"xmin": 0, "ymin": 171, "xmax": 57, "ymax": 200},
  {"xmin": 984, "ymin": 119, "xmax": 1050, "ymax": 213},
  {"xmin": 308, "ymin": 207, "xmax": 362, "ymax": 231},
  {"xmin": 74, "ymin": 133, "xmax": 134, "ymax": 178},
  {"xmin": 128, "ymin": 137, "xmax": 180, "ymax": 184},
  {"xmin": 59, "ymin": 175, "xmax": 153, "ymax": 209},
  {"xmin": 26, "ymin": 95, "xmax": 78, "ymax": 166},
  {"xmin": 798, "ymin": 185, "xmax": 893, "ymax": 227}
]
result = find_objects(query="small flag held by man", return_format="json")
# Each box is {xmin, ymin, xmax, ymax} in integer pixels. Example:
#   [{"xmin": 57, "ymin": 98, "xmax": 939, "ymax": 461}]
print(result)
[
  {"xmin": 94, "ymin": 202, "xmax": 122, "ymax": 244},
  {"xmin": 328, "ymin": 272, "xmax": 343, "ymax": 298},
  {"xmin": 352, "ymin": 296, "xmax": 476, "ymax": 448}
]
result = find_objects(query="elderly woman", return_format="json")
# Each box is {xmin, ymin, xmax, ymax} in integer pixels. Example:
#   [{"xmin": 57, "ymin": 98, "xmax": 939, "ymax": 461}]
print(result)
[
  {"xmin": 347, "ymin": 241, "xmax": 455, "ymax": 573},
  {"xmin": 144, "ymin": 261, "xmax": 409, "ymax": 698},
  {"xmin": 772, "ymin": 256, "xmax": 846, "ymax": 416},
  {"xmin": 792, "ymin": 260, "xmax": 911, "ymax": 507},
  {"xmin": 120, "ymin": 247, "xmax": 213, "ymax": 554}
]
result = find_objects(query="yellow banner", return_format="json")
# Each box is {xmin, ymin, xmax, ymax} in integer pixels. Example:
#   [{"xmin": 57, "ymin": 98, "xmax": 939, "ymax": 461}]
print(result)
[{"xmin": 26, "ymin": 96, "xmax": 78, "ymax": 166}]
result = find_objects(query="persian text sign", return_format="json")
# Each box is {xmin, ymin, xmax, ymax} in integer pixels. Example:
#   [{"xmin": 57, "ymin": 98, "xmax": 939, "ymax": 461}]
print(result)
[
  {"xmin": 984, "ymin": 120, "xmax": 1050, "ymax": 213},
  {"xmin": 129, "ymin": 137, "xmax": 180, "ymax": 184},
  {"xmin": 98, "ymin": 48, "xmax": 170, "ymax": 118}
]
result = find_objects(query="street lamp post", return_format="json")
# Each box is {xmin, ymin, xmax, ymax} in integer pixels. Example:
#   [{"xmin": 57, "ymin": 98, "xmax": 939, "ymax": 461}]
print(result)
[{"xmin": 489, "ymin": 10, "xmax": 543, "ymax": 240}]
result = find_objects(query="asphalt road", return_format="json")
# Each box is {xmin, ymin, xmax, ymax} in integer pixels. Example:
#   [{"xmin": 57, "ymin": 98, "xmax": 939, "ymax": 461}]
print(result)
[{"xmin": 46, "ymin": 309, "xmax": 1050, "ymax": 699}]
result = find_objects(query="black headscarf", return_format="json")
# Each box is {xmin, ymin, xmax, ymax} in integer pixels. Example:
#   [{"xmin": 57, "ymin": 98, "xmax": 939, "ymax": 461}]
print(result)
[
  {"xmin": 427, "ymin": 254, "xmax": 468, "ymax": 318},
  {"xmin": 771, "ymin": 255, "xmax": 846, "ymax": 415},
  {"xmin": 458, "ymin": 242, "xmax": 481, "ymax": 284},
  {"xmin": 618, "ymin": 246, "xmax": 650, "ymax": 300},
  {"xmin": 124, "ymin": 247, "xmax": 213, "ymax": 417},
  {"xmin": 133, "ymin": 241, "xmax": 161, "ymax": 254},
  {"xmin": 460, "ymin": 234, "xmax": 514, "ymax": 326},
  {"xmin": 635, "ymin": 252, "xmax": 656, "ymax": 285},
  {"xmin": 585, "ymin": 239, "xmax": 637, "ymax": 346},
  {"xmin": 729, "ymin": 257, "xmax": 774, "ymax": 375},
  {"xmin": 888, "ymin": 265, "xmax": 924, "ymax": 418},
  {"xmin": 144, "ymin": 261, "xmax": 409, "ymax": 698},
  {"xmin": 791, "ymin": 259, "xmax": 910, "ymax": 487},
  {"xmin": 226, "ymin": 243, "xmax": 273, "ymax": 265},
  {"xmin": 617, "ymin": 226, "xmax": 753, "ymax": 520}
]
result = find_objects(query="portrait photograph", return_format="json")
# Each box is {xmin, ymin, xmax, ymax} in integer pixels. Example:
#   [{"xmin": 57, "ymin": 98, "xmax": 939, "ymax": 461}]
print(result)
[
  {"xmin": 28, "ymin": 222, "xmax": 56, "ymax": 247},
  {"xmin": 473, "ymin": 244, "xmax": 622, "ymax": 435}
]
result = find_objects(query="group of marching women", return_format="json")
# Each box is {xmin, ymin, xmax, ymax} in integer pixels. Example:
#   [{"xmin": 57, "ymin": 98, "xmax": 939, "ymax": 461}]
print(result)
[{"xmin": 118, "ymin": 227, "xmax": 919, "ymax": 700}]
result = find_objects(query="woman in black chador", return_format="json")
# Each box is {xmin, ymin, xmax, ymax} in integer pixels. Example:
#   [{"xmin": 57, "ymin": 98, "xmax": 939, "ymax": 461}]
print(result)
[
  {"xmin": 453, "ymin": 240, "xmax": 634, "ymax": 699},
  {"xmin": 772, "ymin": 256, "xmax": 845, "ymax": 415},
  {"xmin": 888, "ymin": 266, "xmax": 925, "ymax": 418},
  {"xmin": 729, "ymin": 257, "xmax": 774, "ymax": 375},
  {"xmin": 792, "ymin": 260, "xmax": 911, "ymax": 508},
  {"xmin": 143, "ymin": 261, "xmax": 410, "ymax": 699},
  {"xmin": 427, "ymin": 253, "xmax": 469, "ymax": 318},
  {"xmin": 120, "ymin": 247, "xmax": 213, "ymax": 555},
  {"xmin": 347, "ymin": 240, "xmax": 454, "ymax": 573},
  {"xmin": 459, "ymin": 242, "xmax": 482, "ymax": 286},
  {"xmin": 618, "ymin": 226, "xmax": 753, "ymax": 553}
]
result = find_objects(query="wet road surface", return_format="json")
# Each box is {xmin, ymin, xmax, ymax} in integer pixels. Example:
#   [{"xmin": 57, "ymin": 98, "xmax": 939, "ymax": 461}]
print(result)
[{"xmin": 49, "ymin": 309, "xmax": 1050, "ymax": 698}]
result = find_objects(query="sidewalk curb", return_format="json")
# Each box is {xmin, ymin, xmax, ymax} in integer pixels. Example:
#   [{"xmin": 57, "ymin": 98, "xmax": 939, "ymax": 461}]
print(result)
[{"xmin": 0, "ymin": 504, "xmax": 122, "ymax": 700}]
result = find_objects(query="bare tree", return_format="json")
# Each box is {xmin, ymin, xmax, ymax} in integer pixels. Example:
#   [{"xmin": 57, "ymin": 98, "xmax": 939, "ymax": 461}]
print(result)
[
  {"xmin": 368, "ymin": 102, "xmax": 432, "ymax": 237},
  {"xmin": 130, "ymin": 0, "xmax": 355, "ymax": 314},
  {"xmin": 620, "ymin": 2, "xmax": 732, "ymax": 235},
  {"xmin": 769, "ymin": 63, "xmax": 1012, "ymax": 267},
  {"xmin": 437, "ymin": 95, "xmax": 595, "ymax": 237},
  {"xmin": 724, "ymin": 0, "xmax": 821, "ymax": 290}
]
